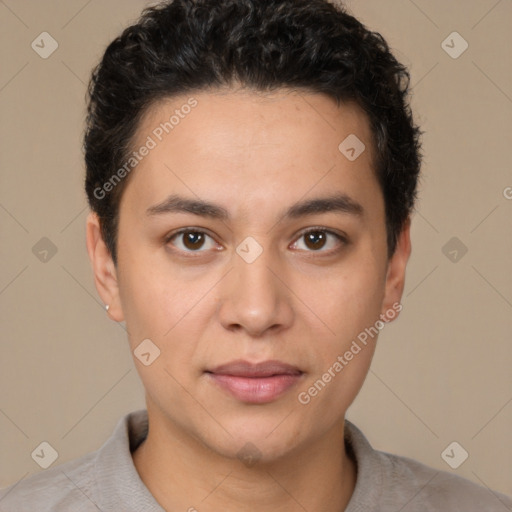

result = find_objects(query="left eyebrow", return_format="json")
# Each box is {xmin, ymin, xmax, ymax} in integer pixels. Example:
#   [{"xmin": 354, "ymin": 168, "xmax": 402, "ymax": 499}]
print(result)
[
  {"xmin": 283, "ymin": 193, "xmax": 364, "ymax": 220},
  {"xmin": 145, "ymin": 193, "xmax": 364, "ymax": 221}
]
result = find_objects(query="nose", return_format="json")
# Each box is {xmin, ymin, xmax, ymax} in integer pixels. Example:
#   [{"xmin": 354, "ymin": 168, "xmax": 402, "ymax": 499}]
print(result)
[{"xmin": 216, "ymin": 243, "xmax": 294, "ymax": 337}]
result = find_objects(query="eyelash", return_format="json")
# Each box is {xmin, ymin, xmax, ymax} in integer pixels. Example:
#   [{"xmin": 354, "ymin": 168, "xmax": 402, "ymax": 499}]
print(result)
[{"xmin": 164, "ymin": 227, "xmax": 348, "ymax": 258}]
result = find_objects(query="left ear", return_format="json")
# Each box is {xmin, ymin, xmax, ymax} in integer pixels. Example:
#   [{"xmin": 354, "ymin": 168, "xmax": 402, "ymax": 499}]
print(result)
[{"xmin": 381, "ymin": 217, "xmax": 411, "ymax": 320}]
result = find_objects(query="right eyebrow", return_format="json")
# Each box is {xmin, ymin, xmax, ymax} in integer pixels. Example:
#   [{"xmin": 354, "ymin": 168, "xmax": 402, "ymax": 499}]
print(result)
[{"xmin": 145, "ymin": 194, "xmax": 229, "ymax": 220}]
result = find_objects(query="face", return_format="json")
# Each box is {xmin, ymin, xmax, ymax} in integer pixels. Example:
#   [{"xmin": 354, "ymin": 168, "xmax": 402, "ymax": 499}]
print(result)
[{"xmin": 87, "ymin": 88, "xmax": 410, "ymax": 462}]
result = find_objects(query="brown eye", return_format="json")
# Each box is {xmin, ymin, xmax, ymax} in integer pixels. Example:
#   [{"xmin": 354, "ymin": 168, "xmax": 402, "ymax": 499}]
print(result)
[
  {"xmin": 167, "ymin": 229, "xmax": 217, "ymax": 253},
  {"xmin": 291, "ymin": 228, "xmax": 346, "ymax": 253},
  {"xmin": 182, "ymin": 231, "xmax": 206, "ymax": 250},
  {"xmin": 304, "ymin": 231, "xmax": 327, "ymax": 250}
]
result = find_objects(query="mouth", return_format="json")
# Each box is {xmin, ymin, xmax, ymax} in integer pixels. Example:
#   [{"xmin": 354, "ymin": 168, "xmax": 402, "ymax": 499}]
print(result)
[{"xmin": 205, "ymin": 360, "xmax": 304, "ymax": 404}]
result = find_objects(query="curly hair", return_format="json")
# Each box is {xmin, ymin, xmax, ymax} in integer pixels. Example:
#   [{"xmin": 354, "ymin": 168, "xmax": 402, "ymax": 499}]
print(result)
[{"xmin": 84, "ymin": 0, "xmax": 422, "ymax": 266}]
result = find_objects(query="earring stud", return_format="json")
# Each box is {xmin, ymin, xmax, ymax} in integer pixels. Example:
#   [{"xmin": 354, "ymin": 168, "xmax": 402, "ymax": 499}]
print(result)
[{"xmin": 105, "ymin": 304, "xmax": 110, "ymax": 312}]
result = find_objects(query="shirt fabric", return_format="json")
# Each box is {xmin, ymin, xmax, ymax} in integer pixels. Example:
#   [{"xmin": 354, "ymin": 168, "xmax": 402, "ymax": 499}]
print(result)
[{"xmin": 1, "ymin": 408, "xmax": 510, "ymax": 511}]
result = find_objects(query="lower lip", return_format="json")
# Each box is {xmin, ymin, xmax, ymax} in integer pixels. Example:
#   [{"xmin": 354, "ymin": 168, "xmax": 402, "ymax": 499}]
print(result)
[{"xmin": 207, "ymin": 373, "xmax": 303, "ymax": 404}]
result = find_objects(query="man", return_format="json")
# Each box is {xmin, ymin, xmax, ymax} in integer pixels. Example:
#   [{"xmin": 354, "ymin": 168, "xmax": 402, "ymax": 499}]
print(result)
[{"xmin": 1, "ymin": 0, "xmax": 510, "ymax": 510}]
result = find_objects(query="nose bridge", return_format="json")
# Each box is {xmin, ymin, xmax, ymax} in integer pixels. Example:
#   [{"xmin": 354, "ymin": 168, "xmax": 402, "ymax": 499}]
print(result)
[
  {"xmin": 235, "ymin": 239, "xmax": 278, "ymax": 298},
  {"xmin": 217, "ymin": 237, "xmax": 293, "ymax": 334}
]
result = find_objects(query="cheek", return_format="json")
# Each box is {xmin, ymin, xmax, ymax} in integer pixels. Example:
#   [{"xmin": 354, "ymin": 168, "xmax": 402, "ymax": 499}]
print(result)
[
  {"xmin": 117, "ymin": 268, "xmax": 168, "ymax": 345},
  {"xmin": 301, "ymin": 257, "xmax": 385, "ymax": 389},
  {"xmin": 309, "ymin": 261, "xmax": 386, "ymax": 342},
  {"xmin": 298, "ymin": 273, "xmax": 383, "ymax": 418},
  {"xmin": 117, "ymin": 248, "xmax": 187, "ymax": 330},
  {"xmin": 118, "ymin": 261, "xmax": 216, "ymax": 377}
]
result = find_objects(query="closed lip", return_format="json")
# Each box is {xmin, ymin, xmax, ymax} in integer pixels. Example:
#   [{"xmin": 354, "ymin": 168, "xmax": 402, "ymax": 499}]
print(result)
[{"xmin": 206, "ymin": 359, "xmax": 303, "ymax": 377}]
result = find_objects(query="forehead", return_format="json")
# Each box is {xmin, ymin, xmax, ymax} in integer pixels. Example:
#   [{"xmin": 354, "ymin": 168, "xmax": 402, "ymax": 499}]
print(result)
[
  {"xmin": 119, "ymin": 88, "xmax": 381, "ymax": 222},
  {"xmin": 138, "ymin": 88, "xmax": 374, "ymax": 159}
]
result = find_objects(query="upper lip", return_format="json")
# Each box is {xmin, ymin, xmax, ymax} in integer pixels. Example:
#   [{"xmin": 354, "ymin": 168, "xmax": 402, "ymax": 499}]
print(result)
[{"xmin": 206, "ymin": 359, "xmax": 303, "ymax": 377}]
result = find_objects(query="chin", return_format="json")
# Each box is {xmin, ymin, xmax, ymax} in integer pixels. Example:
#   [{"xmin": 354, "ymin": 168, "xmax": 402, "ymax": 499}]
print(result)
[{"xmin": 197, "ymin": 413, "xmax": 308, "ymax": 464}]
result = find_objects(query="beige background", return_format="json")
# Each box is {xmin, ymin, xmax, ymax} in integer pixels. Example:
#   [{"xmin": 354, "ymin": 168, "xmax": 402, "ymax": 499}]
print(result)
[{"xmin": 1, "ymin": 0, "xmax": 511, "ymax": 498}]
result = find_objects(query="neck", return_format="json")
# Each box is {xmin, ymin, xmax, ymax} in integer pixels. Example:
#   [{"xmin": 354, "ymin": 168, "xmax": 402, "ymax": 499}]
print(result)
[{"xmin": 132, "ymin": 405, "xmax": 357, "ymax": 512}]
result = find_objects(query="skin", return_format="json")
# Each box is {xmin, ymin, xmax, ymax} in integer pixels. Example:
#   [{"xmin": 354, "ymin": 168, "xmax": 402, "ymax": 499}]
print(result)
[{"xmin": 86, "ymin": 87, "xmax": 411, "ymax": 511}]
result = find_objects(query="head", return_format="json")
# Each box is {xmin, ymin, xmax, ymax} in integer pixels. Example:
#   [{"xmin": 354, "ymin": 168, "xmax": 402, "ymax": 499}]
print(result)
[{"xmin": 85, "ymin": 0, "xmax": 421, "ymax": 463}]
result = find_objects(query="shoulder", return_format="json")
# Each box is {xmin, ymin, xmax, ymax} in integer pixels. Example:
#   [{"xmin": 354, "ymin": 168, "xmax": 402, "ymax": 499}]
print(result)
[
  {"xmin": 344, "ymin": 420, "xmax": 512, "ymax": 512},
  {"xmin": 0, "ymin": 451, "xmax": 99, "ymax": 512},
  {"xmin": 0, "ymin": 410, "xmax": 152, "ymax": 512},
  {"xmin": 384, "ymin": 451, "xmax": 512, "ymax": 511}
]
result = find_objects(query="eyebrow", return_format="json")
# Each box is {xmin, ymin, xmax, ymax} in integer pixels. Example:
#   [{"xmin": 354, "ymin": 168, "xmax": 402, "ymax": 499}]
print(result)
[{"xmin": 145, "ymin": 193, "xmax": 364, "ymax": 221}]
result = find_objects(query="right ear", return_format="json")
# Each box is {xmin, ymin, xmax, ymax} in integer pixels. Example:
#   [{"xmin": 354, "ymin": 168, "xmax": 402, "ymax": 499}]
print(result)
[{"xmin": 85, "ymin": 211, "xmax": 124, "ymax": 322}]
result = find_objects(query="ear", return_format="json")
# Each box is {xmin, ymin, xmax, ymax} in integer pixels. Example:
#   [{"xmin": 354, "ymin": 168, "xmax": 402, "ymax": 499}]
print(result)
[
  {"xmin": 381, "ymin": 217, "xmax": 412, "ymax": 321},
  {"xmin": 85, "ymin": 211, "xmax": 124, "ymax": 322}
]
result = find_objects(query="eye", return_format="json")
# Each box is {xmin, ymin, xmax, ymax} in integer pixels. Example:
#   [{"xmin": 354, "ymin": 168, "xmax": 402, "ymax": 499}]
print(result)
[
  {"xmin": 165, "ymin": 229, "xmax": 219, "ymax": 253},
  {"xmin": 165, "ymin": 227, "xmax": 348, "ymax": 257},
  {"xmin": 290, "ymin": 228, "xmax": 347, "ymax": 253}
]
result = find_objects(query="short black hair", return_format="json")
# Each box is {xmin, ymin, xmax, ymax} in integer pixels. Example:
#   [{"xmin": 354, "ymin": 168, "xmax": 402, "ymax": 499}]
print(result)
[{"xmin": 84, "ymin": 0, "xmax": 422, "ymax": 266}]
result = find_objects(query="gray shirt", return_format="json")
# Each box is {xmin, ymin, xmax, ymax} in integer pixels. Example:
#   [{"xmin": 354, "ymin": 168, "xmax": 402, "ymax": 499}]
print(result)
[{"xmin": 1, "ymin": 409, "xmax": 510, "ymax": 511}]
